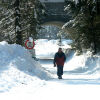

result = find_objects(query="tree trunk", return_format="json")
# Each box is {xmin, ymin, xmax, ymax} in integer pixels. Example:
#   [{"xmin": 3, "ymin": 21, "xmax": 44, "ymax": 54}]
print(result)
[
  {"xmin": 97, "ymin": 0, "xmax": 100, "ymax": 15},
  {"xmin": 91, "ymin": 17, "xmax": 97, "ymax": 54},
  {"xmin": 14, "ymin": 0, "xmax": 22, "ymax": 45}
]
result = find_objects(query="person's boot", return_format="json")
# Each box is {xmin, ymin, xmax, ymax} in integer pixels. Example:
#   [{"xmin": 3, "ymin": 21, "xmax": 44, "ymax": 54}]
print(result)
[{"xmin": 58, "ymin": 76, "xmax": 62, "ymax": 79}]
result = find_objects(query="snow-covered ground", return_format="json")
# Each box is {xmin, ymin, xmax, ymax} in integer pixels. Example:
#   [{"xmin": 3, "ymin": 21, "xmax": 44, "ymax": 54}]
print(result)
[
  {"xmin": 0, "ymin": 40, "xmax": 100, "ymax": 100},
  {"xmin": 35, "ymin": 39, "xmax": 72, "ymax": 58}
]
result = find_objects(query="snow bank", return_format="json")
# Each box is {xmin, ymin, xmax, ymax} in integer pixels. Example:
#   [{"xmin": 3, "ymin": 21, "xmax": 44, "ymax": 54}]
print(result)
[
  {"xmin": 64, "ymin": 51, "xmax": 100, "ymax": 79},
  {"xmin": 0, "ymin": 41, "xmax": 51, "ymax": 79},
  {"xmin": 0, "ymin": 41, "xmax": 51, "ymax": 93}
]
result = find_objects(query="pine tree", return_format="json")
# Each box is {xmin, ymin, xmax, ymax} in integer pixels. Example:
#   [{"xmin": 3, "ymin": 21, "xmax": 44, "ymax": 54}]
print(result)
[
  {"xmin": 0, "ymin": 0, "xmax": 15, "ymax": 43},
  {"xmin": 14, "ymin": 0, "xmax": 22, "ymax": 45},
  {"xmin": 64, "ymin": 0, "xmax": 100, "ymax": 54},
  {"xmin": 0, "ymin": 0, "xmax": 45, "ymax": 45},
  {"xmin": 18, "ymin": 0, "xmax": 45, "ymax": 41}
]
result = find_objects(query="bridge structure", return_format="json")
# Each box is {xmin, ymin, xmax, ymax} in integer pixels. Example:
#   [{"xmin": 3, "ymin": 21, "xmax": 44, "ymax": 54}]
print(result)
[{"xmin": 40, "ymin": 0, "xmax": 71, "ymax": 29}]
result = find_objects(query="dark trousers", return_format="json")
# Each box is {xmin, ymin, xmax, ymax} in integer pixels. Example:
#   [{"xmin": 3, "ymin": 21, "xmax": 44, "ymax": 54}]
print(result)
[{"xmin": 57, "ymin": 66, "xmax": 63, "ymax": 77}]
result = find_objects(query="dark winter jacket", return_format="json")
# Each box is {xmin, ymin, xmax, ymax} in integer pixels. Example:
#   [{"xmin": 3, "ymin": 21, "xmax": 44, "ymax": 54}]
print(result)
[{"xmin": 54, "ymin": 52, "xmax": 66, "ymax": 66}]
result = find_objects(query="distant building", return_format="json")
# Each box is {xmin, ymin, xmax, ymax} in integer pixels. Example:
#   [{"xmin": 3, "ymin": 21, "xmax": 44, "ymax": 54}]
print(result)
[{"xmin": 39, "ymin": 0, "xmax": 65, "ymax": 3}]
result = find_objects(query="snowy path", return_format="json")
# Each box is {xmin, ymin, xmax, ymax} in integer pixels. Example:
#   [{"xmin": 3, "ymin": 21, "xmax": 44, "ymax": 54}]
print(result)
[
  {"xmin": 33, "ymin": 81, "xmax": 100, "ymax": 100},
  {"xmin": 26, "ymin": 59, "xmax": 100, "ymax": 100},
  {"xmin": 39, "ymin": 59, "xmax": 100, "ymax": 84},
  {"xmin": 1, "ymin": 80, "xmax": 100, "ymax": 100},
  {"xmin": 0, "ymin": 40, "xmax": 100, "ymax": 100}
]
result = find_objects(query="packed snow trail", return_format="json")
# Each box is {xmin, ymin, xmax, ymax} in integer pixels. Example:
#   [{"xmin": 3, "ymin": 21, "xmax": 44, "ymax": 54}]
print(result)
[
  {"xmin": 0, "ymin": 40, "xmax": 100, "ymax": 100},
  {"xmin": 1, "ymin": 79, "xmax": 100, "ymax": 100},
  {"xmin": 39, "ymin": 58, "xmax": 100, "ymax": 84},
  {"xmin": 35, "ymin": 39, "xmax": 100, "ymax": 81}
]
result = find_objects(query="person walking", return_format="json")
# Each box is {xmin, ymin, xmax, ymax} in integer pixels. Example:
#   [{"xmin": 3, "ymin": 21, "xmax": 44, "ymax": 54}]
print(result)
[{"xmin": 53, "ymin": 48, "xmax": 66, "ymax": 79}]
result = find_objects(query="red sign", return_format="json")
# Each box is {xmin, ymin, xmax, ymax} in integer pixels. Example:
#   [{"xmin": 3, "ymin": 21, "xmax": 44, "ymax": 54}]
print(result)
[{"xmin": 25, "ymin": 40, "xmax": 35, "ymax": 49}]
